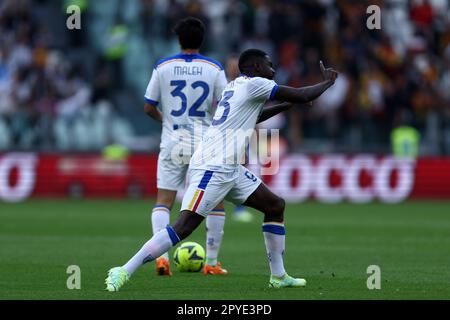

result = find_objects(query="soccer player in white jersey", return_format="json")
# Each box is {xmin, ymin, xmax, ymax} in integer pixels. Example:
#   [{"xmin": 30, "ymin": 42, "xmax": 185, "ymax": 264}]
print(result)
[
  {"xmin": 106, "ymin": 48, "xmax": 338, "ymax": 290},
  {"xmin": 142, "ymin": 17, "xmax": 228, "ymax": 276}
]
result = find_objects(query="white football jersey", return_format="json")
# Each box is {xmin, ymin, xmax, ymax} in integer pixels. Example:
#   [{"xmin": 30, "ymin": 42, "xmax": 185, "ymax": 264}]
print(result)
[
  {"xmin": 144, "ymin": 53, "xmax": 227, "ymax": 156},
  {"xmin": 190, "ymin": 75, "xmax": 278, "ymax": 172}
]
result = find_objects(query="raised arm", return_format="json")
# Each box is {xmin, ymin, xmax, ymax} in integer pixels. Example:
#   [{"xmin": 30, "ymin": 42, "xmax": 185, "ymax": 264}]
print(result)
[{"xmin": 274, "ymin": 61, "xmax": 338, "ymax": 103}]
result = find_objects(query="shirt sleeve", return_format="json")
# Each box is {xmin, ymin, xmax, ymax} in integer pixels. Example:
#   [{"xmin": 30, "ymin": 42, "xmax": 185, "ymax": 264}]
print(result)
[
  {"xmin": 214, "ymin": 70, "xmax": 228, "ymax": 101},
  {"xmin": 144, "ymin": 68, "xmax": 160, "ymax": 106},
  {"xmin": 247, "ymin": 77, "xmax": 279, "ymax": 102}
]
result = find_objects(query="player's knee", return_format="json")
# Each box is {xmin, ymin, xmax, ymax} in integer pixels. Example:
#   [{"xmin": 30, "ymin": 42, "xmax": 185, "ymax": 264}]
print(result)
[
  {"xmin": 271, "ymin": 196, "xmax": 285, "ymax": 214},
  {"xmin": 265, "ymin": 197, "xmax": 285, "ymax": 221},
  {"xmin": 156, "ymin": 189, "xmax": 177, "ymax": 208}
]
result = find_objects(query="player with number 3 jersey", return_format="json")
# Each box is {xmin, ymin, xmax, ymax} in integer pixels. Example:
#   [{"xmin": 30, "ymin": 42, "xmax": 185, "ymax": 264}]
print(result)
[{"xmin": 106, "ymin": 45, "xmax": 338, "ymax": 291}]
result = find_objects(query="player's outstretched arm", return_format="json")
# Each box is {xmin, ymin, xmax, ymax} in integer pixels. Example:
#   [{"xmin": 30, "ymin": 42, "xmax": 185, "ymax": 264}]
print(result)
[
  {"xmin": 274, "ymin": 61, "xmax": 338, "ymax": 104},
  {"xmin": 144, "ymin": 102, "xmax": 163, "ymax": 123},
  {"xmin": 257, "ymin": 102, "xmax": 293, "ymax": 123}
]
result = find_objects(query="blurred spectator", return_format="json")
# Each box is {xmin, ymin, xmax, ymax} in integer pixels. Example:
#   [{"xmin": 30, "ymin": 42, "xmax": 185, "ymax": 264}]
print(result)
[
  {"xmin": 0, "ymin": 0, "xmax": 135, "ymax": 151},
  {"xmin": 410, "ymin": 0, "xmax": 434, "ymax": 30}
]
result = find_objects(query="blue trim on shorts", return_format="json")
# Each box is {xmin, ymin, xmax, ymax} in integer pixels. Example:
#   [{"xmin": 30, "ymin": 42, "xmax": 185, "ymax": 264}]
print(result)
[
  {"xmin": 262, "ymin": 224, "xmax": 285, "ymax": 235},
  {"xmin": 166, "ymin": 226, "xmax": 180, "ymax": 245},
  {"xmin": 198, "ymin": 170, "xmax": 214, "ymax": 190}
]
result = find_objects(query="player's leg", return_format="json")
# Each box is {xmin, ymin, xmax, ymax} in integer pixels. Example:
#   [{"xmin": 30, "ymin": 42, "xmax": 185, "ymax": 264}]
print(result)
[
  {"xmin": 151, "ymin": 156, "xmax": 187, "ymax": 275},
  {"xmin": 153, "ymin": 189, "xmax": 176, "ymax": 232},
  {"xmin": 151, "ymin": 188, "xmax": 176, "ymax": 275},
  {"xmin": 204, "ymin": 201, "xmax": 228, "ymax": 275},
  {"xmin": 182, "ymin": 170, "xmax": 232, "ymax": 276},
  {"xmin": 106, "ymin": 170, "xmax": 230, "ymax": 291},
  {"xmin": 137, "ymin": 170, "xmax": 231, "ymax": 274},
  {"xmin": 153, "ymin": 189, "xmax": 176, "ymax": 248},
  {"xmin": 180, "ymin": 167, "xmax": 228, "ymax": 274},
  {"xmin": 230, "ymin": 166, "xmax": 306, "ymax": 288},
  {"xmin": 105, "ymin": 210, "xmax": 204, "ymax": 292}
]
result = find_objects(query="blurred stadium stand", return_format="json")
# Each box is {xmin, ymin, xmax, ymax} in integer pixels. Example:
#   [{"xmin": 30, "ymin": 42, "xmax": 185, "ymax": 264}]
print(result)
[{"xmin": 0, "ymin": 0, "xmax": 449, "ymax": 155}]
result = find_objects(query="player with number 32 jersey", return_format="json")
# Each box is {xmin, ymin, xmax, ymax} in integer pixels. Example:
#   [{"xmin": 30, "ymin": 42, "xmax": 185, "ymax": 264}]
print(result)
[
  {"xmin": 141, "ymin": 18, "xmax": 229, "ymax": 277},
  {"xmin": 145, "ymin": 53, "xmax": 227, "ymax": 179}
]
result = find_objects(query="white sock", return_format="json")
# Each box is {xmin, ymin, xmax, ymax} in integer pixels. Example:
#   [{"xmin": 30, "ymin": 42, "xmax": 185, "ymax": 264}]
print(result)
[
  {"xmin": 151, "ymin": 205, "xmax": 170, "ymax": 260},
  {"xmin": 205, "ymin": 211, "xmax": 225, "ymax": 266},
  {"xmin": 262, "ymin": 222, "xmax": 286, "ymax": 277},
  {"xmin": 123, "ymin": 226, "xmax": 180, "ymax": 275}
]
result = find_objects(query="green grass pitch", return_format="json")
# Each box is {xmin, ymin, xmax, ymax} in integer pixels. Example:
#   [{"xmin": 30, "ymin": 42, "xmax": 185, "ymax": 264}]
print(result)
[{"xmin": 1, "ymin": 199, "xmax": 450, "ymax": 300}]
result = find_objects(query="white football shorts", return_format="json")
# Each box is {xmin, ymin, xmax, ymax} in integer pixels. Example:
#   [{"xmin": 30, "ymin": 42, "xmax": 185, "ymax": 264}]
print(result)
[
  {"xmin": 181, "ymin": 165, "xmax": 262, "ymax": 217},
  {"xmin": 156, "ymin": 151, "xmax": 189, "ymax": 191}
]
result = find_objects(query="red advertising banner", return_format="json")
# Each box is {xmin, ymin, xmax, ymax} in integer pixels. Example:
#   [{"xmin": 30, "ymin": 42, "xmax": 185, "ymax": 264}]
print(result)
[{"xmin": 1, "ymin": 153, "xmax": 450, "ymax": 203}]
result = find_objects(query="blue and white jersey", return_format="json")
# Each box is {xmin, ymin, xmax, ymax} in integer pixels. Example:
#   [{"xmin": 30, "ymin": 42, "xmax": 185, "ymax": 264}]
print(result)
[
  {"xmin": 144, "ymin": 53, "xmax": 227, "ymax": 155},
  {"xmin": 190, "ymin": 75, "xmax": 278, "ymax": 172}
]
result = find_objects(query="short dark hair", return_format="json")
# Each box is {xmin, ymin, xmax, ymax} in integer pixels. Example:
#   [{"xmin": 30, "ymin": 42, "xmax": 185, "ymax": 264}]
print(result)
[
  {"xmin": 238, "ymin": 49, "xmax": 268, "ymax": 73},
  {"xmin": 173, "ymin": 17, "xmax": 205, "ymax": 49}
]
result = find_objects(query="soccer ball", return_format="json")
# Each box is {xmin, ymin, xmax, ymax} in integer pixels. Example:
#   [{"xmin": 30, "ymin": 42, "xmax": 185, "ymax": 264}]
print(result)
[{"xmin": 173, "ymin": 241, "xmax": 205, "ymax": 272}]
